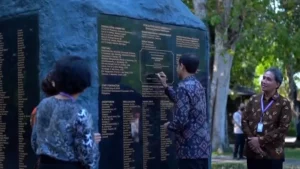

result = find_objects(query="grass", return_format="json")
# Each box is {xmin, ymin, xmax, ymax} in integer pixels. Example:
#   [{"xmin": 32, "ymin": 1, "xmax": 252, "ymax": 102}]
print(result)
[
  {"xmin": 212, "ymin": 163, "xmax": 246, "ymax": 169},
  {"xmin": 212, "ymin": 148, "xmax": 300, "ymax": 160},
  {"xmin": 285, "ymin": 148, "xmax": 300, "ymax": 159},
  {"xmin": 211, "ymin": 148, "xmax": 300, "ymax": 169},
  {"xmin": 212, "ymin": 151, "xmax": 231, "ymax": 156},
  {"xmin": 212, "ymin": 163, "xmax": 300, "ymax": 169}
]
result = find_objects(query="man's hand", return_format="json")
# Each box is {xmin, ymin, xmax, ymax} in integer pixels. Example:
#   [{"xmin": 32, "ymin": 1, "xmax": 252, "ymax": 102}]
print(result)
[
  {"xmin": 156, "ymin": 72, "xmax": 168, "ymax": 88},
  {"xmin": 163, "ymin": 122, "xmax": 170, "ymax": 130},
  {"xmin": 248, "ymin": 137, "xmax": 265, "ymax": 156},
  {"xmin": 94, "ymin": 133, "xmax": 101, "ymax": 144}
]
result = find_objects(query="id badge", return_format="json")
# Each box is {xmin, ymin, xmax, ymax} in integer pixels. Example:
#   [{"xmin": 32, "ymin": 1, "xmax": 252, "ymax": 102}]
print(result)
[{"xmin": 257, "ymin": 122, "xmax": 263, "ymax": 133}]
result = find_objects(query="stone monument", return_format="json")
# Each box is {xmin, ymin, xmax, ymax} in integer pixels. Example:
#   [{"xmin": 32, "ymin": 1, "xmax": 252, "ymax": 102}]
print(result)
[{"xmin": 0, "ymin": 0, "xmax": 209, "ymax": 169}]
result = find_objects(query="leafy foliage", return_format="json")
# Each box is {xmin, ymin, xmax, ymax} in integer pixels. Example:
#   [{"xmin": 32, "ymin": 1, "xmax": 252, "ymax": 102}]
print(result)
[{"xmin": 183, "ymin": 0, "xmax": 300, "ymax": 93}]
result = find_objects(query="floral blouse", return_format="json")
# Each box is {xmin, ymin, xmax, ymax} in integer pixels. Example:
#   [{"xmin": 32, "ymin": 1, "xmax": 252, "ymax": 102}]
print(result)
[{"xmin": 31, "ymin": 97, "xmax": 99, "ymax": 168}]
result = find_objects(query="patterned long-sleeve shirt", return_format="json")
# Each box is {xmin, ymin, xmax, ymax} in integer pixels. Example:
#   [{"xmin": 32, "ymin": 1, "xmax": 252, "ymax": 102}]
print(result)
[
  {"xmin": 242, "ymin": 93, "xmax": 292, "ymax": 159},
  {"xmin": 165, "ymin": 75, "xmax": 211, "ymax": 159},
  {"xmin": 31, "ymin": 97, "xmax": 99, "ymax": 169}
]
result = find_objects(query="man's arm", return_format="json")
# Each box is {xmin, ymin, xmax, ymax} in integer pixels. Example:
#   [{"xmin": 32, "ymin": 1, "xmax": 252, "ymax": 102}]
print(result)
[
  {"xmin": 168, "ymin": 87, "xmax": 190, "ymax": 132},
  {"xmin": 164, "ymin": 86, "xmax": 177, "ymax": 103},
  {"xmin": 242, "ymin": 97, "xmax": 255, "ymax": 137},
  {"xmin": 259, "ymin": 99, "xmax": 292, "ymax": 146}
]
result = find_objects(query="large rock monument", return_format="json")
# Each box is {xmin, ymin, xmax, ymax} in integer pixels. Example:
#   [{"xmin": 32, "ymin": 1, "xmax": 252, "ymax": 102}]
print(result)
[{"xmin": 0, "ymin": 0, "xmax": 209, "ymax": 169}]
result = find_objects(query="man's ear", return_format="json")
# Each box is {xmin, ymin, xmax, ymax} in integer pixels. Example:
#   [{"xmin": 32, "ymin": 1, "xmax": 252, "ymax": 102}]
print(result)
[
  {"xmin": 276, "ymin": 82, "xmax": 280, "ymax": 89},
  {"xmin": 180, "ymin": 63, "xmax": 185, "ymax": 70}
]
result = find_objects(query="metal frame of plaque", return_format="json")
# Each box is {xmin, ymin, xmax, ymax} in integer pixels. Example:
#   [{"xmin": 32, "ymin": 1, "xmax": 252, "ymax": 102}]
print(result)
[{"xmin": 98, "ymin": 13, "xmax": 209, "ymax": 169}]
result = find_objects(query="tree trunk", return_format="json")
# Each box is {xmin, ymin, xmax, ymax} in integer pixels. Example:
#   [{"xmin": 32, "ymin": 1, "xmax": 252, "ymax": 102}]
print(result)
[
  {"xmin": 192, "ymin": 0, "xmax": 207, "ymax": 20},
  {"xmin": 211, "ymin": 30, "xmax": 234, "ymax": 152},
  {"xmin": 286, "ymin": 63, "xmax": 298, "ymax": 117},
  {"xmin": 192, "ymin": 0, "xmax": 216, "ymax": 133}
]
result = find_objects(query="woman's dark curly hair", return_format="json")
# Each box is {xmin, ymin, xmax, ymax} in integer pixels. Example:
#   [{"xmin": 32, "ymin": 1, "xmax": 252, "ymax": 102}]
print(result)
[{"xmin": 41, "ymin": 71, "xmax": 59, "ymax": 96}]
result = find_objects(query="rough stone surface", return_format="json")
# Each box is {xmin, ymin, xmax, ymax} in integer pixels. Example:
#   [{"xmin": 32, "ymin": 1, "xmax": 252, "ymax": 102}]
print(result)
[{"xmin": 0, "ymin": 0, "xmax": 208, "ymax": 132}]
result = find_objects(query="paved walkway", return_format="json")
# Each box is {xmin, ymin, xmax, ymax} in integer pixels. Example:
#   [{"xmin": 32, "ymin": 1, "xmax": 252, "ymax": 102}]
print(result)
[{"xmin": 212, "ymin": 155, "xmax": 300, "ymax": 166}]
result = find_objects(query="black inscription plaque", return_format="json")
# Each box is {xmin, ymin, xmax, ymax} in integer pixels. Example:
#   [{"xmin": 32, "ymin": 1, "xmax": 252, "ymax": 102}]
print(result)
[
  {"xmin": 98, "ymin": 14, "xmax": 208, "ymax": 169},
  {"xmin": 0, "ymin": 14, "xmax": 39, "ymax": 169}
]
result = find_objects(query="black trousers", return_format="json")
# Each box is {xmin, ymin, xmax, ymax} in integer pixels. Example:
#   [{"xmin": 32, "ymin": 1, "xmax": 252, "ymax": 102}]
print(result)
[
  {"xmin": 247, "ymin": 159, "xmax": 283, "ymax": 169},
  {"xmin": 178, "ymin": 159, "xmax": 208, "ymax": 169},
  {"xmin": 233, "ymin": 133, "xmax": 245, "ymax": 158},
  {"xmin": 38, "ymin": 155, "xmax": 84, "ymax": 169}
]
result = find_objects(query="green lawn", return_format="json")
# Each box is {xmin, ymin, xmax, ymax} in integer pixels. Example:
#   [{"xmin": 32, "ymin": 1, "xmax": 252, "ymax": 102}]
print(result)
[
  {"xmin": 212, "ymin": 151, "xmax": 231, "ymax": 156},
  {"xmin": 212, "ymin": 163, "xmax": 300, "ymax": 169},
  {"xmin": 212, "ymin": 148, "xmax": 300, "ymax": 160},
  {"xmin": 211, "ymin": 148, "xmax": 300, "ymax": 169},
  {"xmin": 285, "ymin": 148, "xmax": 300, "ymax": 160}
]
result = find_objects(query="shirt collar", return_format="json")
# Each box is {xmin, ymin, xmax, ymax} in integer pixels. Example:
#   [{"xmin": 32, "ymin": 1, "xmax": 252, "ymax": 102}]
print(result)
[
  {"xmin": 262, "ymin": 91, "xmax": 279, "ymax": 101},
  {"xmin": 181, "ymin": 75, "xmax": 195, "ymax": 82}
]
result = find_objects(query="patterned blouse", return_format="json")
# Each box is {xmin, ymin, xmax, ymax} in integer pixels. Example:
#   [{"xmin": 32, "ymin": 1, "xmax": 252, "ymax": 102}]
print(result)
[
  {"xmin": 242, "ymin": 93, "xmax": 292, "ymax": 159},
  {"xmin": 165, "ymin": 75, "xmax": 211, "ymax": 159},
  {"xmin": 31, "ymin": 97, "xmax": 99, "ymax": 169}
]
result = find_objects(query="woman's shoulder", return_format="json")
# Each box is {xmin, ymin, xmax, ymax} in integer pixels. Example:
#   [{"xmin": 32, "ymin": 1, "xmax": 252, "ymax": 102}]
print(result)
[
  {"xmin": 38, "ymin": 96, "xmax": 55, "ymax": 105},
  {"xmin": 37, "ymin": 97, "xmax": 55, "ymax": 110}
]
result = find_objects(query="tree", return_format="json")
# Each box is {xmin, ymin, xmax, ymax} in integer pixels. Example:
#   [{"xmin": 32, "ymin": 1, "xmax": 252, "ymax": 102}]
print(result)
[
  {"xmin": 184, "ymin": 0, "xmax": 250, "ymax": 151},
  {"xmin": 183, "ymin": 0, "xmax": 300, "ymax": 151},
  {"xmin": 235, "ymin": 0, "xmax": 300, "ymax": 115}
]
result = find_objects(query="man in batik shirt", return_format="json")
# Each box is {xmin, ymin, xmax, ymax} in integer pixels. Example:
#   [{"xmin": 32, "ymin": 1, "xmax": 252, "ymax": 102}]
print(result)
[
  {"xmin": 157, "ymin": 53, "xmax": 211, "ymax": 169},
  {"xmin": 242, "ymin": 67, "xmax": 292, "ymax": 169}
]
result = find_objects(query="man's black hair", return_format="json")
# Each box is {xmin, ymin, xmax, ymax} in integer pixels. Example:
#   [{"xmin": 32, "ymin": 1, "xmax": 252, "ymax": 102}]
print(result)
[
  {"xmin": 53, "ymin": 56, "xmax": 91, "ymax": 95},
  {"xmin": 265, "ymin": 67, "xmax": 283, "ymax": 85},
  {"xmin": 179, "ymin": 53, "xmax": 199, "ymax": 73}
]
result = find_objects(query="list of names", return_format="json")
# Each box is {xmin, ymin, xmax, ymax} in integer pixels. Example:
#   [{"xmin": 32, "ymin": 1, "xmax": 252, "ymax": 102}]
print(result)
[
  {"xmin": 17, "ymin": 29, "xmax": 28, "ymax": 169},
  {"xmin": 101, "ymin": 101, "xmax": 119, "ymax": 139},
  {"xmin": 0, "ymin": 14, "xmax": 39, "ymax": 169},
  {"xmin": 160, "ymin": 100, "xmax": 173, "ymax": 161},
  {"xmin": 0, "ymin": 32, "xmax": 8, "ymax": 169},
  {"xmin": 98, "ymin": 14, "xmax": 206, "ymax": 169}
]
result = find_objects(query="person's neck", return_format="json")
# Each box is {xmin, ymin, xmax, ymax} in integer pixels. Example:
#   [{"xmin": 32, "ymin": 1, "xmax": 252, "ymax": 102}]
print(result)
[
  {"xmin": 264, "ymin": 90, "xmax": 277, "ymax": 100},
  {"xmin": 71, "ymin": 93, "xmax": 80, "ymax": 99},
  {"xmin": 181, "ymin": 73, "xmax": 193, "ymax": 80},
  {"xmin": 56, "ymin": 92, "xmax": 80, "ymax": 100}
]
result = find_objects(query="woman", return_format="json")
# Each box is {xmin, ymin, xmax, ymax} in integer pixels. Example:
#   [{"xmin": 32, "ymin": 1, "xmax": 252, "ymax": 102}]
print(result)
[{"xmin": 31, "ymin": 56, "xmax": 100, "ymax": 169}]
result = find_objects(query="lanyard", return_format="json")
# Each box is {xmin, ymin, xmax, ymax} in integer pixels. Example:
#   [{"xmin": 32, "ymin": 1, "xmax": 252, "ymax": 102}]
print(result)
[
  {"xmin": 59, "ymin": 92, "xmax": 75, "ymax": 102},
  {"xmin": 260, "ymin": 94, "xmax": 275, "ymax": 122}
]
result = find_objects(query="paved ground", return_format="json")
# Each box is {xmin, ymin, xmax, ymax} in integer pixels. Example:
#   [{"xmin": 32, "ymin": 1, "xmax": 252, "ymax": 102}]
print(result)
[{"xmin": 212, "ymin": 155, "xmax": 300, "ymax": 166}]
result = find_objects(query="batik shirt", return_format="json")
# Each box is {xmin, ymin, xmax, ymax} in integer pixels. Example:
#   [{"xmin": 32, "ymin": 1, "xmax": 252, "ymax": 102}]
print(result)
[
  {"xmin": 242, "ymin": 93, "xmax": 292, "ymax": 159},
  {"xmin": 31, "ymin": 97, "xmax": 99, "ymax": 169},
  {"xmin": 165, "ymin": 75, "xmax": 211, "ymax": 159}
]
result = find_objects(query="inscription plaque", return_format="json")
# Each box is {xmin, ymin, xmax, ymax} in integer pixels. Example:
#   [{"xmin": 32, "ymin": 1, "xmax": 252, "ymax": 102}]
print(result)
[
  {"xmin": 0, "ymin": 14, "xmax": 39, "ymax": 169},
  {"xmin": 98, "ymin": 14, "xmax": 208, "ymax": 169}
]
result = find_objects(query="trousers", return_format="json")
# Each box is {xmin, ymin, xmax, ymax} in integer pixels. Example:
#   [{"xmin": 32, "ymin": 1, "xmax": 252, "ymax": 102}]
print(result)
[
  {"xmin": 233, "ymin": 133, "xmax": 245, "ymax": 158},
  {"xmin": 247, "ymin": 159, "xmax": 283, "ymax": 169},
  {"xmin": 38, "ymin": 155, "xmax": 84, "ymax": 169},
  {"xmin": 178, "ymin": 159, "xmax": 208, "ymax": 169}
]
